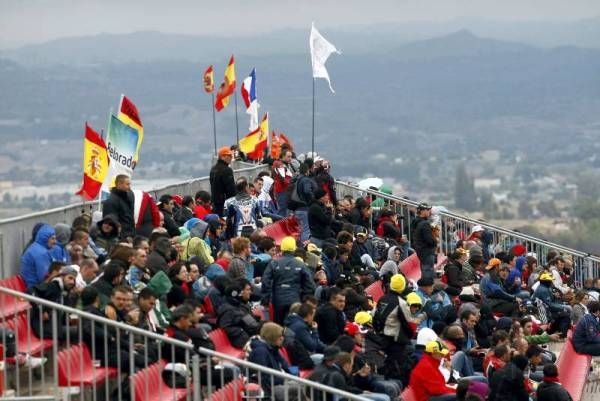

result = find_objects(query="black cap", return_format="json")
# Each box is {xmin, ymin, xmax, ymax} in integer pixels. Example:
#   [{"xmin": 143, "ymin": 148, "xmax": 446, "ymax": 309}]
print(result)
[
  {"xmin": 417, "ymin": 202, "xmax": 432, "ymax": 211},
  {"xmin": 417, "ymin": 277, "xmax": 434, "ymax": 287}
]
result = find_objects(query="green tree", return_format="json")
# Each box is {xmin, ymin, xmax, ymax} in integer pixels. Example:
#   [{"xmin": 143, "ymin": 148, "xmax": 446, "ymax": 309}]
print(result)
[{"xmin": 454, "ymin": 163, "xmax": 477, "ymax": 211}]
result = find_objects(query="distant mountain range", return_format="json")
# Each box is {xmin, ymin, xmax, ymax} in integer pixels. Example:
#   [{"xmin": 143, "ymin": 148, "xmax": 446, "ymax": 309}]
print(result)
[{"xmin": 0, "ymin": 29, "xmax": 599, "ymax": 183}]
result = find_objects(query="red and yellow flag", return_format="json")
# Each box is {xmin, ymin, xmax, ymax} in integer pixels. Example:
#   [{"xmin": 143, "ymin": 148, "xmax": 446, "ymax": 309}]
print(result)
[
  {"xmin": 215, "ymin": 55, "xmax": 236, "ymax": 111},
  {"xmin": 203, "ymin": 65, "xmax": 214, "ymax": 93},
  {"xmin": 75, "ymin": 123, "xmax": 109, "ymax": 200},
  {"xmin": 271, "ymin": 132, "xmax": 293, "ymax": 158},
  {"xmin": 246, "ymin": 113, "xmax": 269, "ymax": 160},
  {"xmin": 117, "ymin": 95, "xmax": 143, "ymax": 162}
]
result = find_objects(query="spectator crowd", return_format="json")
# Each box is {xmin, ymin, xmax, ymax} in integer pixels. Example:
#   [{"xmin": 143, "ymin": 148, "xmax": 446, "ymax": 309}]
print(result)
[{"xmin": 16, "ymin": 143, "xmax": 600, "ymax": 401}]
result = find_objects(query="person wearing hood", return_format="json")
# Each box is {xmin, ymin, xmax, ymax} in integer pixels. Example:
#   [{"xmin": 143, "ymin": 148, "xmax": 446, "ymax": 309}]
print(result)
[
  {"xmin": 102, "ymin": 174, "xmax": 135, "ymax": 239},
  {"xmin": 49, "ymin": 223, "xmax": 72, "ymax": 264},
  {"xmin": 262, "ymin": 236, "xmax": 315, "ymax": 324},
  {"xmin": 480, "ymin": 258, "xmax": 521, "ymax": 316},
  {"xmin": 146, "ymin": 236, "xmax": 173, "ymax": 275},
  {"xmin": 247, "ymin": 322, "xmax": 301, "ymax": 401},
  {"xmin": 375, "ymin": 208, "xmax": 403, "ymax": 242},
  {"xmin": 216, "ymin": 278, "xmax": 260, "ymax": 349},
  {"xmin": 505, "ymin": 256, "xmax": 531, "ymax": 300},
  {"xmin": 20, "ymin": 223, "xmax": 57, "ymax": 290},
  {"xmin": 89, "ymin": 214, "xmax": 120, "ymax": 255},
  {"xmin": 308, "ymin": 188, "xmax": 337, "ymax": 246},
  {"xmin": 257, "ymin": 174, "xmax": 283, "ymax": 221},
  {"xmin": 180, "ymin": 218, "xmax": 214, "ymax": 267}
]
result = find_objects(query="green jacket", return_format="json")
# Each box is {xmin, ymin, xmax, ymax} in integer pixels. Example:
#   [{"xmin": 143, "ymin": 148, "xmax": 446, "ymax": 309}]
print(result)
[{"xmin": 524, "ymin": 331, "xmax": 550, "ymax": 344}]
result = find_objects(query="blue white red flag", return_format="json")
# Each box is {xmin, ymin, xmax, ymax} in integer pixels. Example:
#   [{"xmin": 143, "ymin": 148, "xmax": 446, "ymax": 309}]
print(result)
[{"xmin": 241, "ymin": 68, "xmax": 260, "ymax": 131}]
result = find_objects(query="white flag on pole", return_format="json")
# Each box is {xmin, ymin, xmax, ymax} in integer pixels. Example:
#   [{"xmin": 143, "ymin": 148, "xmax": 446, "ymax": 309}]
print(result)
[{"xmin": 310, "ymin": 22, "xmax": 341, "ymax": 93}]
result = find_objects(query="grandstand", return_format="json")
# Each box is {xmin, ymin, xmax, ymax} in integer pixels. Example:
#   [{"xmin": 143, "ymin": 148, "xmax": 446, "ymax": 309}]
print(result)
[{"xmin": 0, "ymin": 160, "xmax": 599, "ymax": 401}]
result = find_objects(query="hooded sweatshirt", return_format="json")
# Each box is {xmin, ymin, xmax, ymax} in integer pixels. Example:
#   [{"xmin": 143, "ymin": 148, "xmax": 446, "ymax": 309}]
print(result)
[
  {"xmin": 50, "ymin": 223, "xmax": 72, "ymax": 264},
  {"xmin": 257, "ymin": 176, "xmax": 279, "ymax": 217},
  {"xmin": 506, "ymin": 256, "xmax": 526, "ymax": 287},
  {"xmin": 20, "ymin": 224, "xmax": 56, "ymax": 289},
  {"xmin": 180, "ymin": 220, "xmax": 214, "ymax": 267}
]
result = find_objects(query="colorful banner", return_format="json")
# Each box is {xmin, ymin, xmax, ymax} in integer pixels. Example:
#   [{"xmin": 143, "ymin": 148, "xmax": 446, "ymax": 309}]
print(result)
[{"xmin": 101, "ymin": 114, "xmax": 139, "ymax": 196}]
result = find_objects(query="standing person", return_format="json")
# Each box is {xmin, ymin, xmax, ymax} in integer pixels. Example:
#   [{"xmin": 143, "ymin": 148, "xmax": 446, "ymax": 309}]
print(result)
[
  {"xmin": 411, "ymin": 203, "xmax": 437, "ymax": 281},
  {"xmin": 20, "ymin": 223, "xmax": 56, "ymax": 290},
  {"xmin": 272, "ymin": 150, "xmax": 295, "ymax": 217},
  {"xmin": 290, "ymin": 162, "xmax": 317, "ymax": 243},
  {"xmin": 224, "ymin": 177, "xmax": 262, "ymax": 239},
  {"xmin": 210, "ymin": 146, "xmax": 236, "ymax": 217},
  {"xmin": 102, "ymin": 174, "xmax": 136, "ymax": 240},
  {"xmin": 308, "ymin": 188, "xmax": 336, "ymax": 246},
  {"xmin": 261, "ymin": 236, "xmax": 315, "ymax": 323}
]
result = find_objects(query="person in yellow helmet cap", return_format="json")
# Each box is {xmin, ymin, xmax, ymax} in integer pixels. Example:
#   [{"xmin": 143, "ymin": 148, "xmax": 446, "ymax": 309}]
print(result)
[
  {"xmin": 354, "ymin": 311, "xmax": 373, "ymax": 326},
  {"xmin": 261, "ymin": 236, "xmax": 315, "ymax": 324},
  {"xmin": 372, "ymin": 273, "xmax": 417, "ymax": 386},
  {"xmin": 409, "ymin": 340, "xmax": 456, "ymax": 400},
  {"xmin": 533, "ymin": 270, "xmax": 572, "ymax": 338}
]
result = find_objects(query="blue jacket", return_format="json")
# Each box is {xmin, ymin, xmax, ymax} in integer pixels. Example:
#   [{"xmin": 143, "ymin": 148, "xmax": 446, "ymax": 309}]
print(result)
[
  {"xmin": 247, "ymin": 338, "xmax": 290, "ymax": 395},
  {"xmin": 284, "ymin": 313, "xmax": 326, "ymax": 353},
  {"xmin": 49, "ymin": 244, "xmax": 70, "ymax": 264},
  {"xmin": 480, "ymin": 272, "xmax": 515, "ymax": 302},
  {"xmin": 261, "ymin": 253, "xmax": 315, "ymax": 306},
  {"xmin": 506, "ymin": 256, "xmax": 526, "ymax": 288},
  {"xmin": 572, "ymin": 313, "xmax": 600, "ymax": 350},
  {"xmin": 20, "ymin": 224, "xmax": 55, "ymax": 289},
  {"xmin": 533, "ymin": 282, "xmax": 565, "ymax": 314}
]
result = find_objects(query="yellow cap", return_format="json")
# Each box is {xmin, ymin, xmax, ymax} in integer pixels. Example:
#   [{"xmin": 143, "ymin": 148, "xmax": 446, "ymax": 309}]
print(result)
[
  {"xmin": 354, "ymin": 311, "xmax": 373, "ymax": 326},
  {"xmin": 281, "ymin": 236, "xmax": 297, "ymax": 253},
  {"xmin": 406, "ymin": 292, "xmax": 422, "ymax": 306},
  {"xmin": 486, "ymin": 258, "xmax": 502, "ymax": 270},
  {"xmin": 390, "ymin": 274, "xmax": 406, "ymax": 293},
  {"xmin": 425, "ymin": 340, "xmax": 449, "ymax": 356},
  {"xmin": 539, "ymin": 272, "xmax": 553, "ymax": 282}
]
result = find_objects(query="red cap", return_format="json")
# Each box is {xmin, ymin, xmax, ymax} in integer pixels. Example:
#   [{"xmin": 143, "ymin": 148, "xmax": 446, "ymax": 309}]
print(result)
[
  {"xmin": 345, "ymin": 322, "xmax": 368, "ymax": 336},
  {"xmin": 511, "ymin": 244, "xmax": 527, "ymax": 256},
  {"xmin": 172, "ymin": 195, "xmax": 183, "ymax": 206}
]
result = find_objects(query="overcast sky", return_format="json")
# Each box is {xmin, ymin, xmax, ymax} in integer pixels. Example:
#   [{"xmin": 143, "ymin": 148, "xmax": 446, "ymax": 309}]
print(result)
[{"xmin": 1, "ymin": 0, "xmax": 599, "ymax": 49}]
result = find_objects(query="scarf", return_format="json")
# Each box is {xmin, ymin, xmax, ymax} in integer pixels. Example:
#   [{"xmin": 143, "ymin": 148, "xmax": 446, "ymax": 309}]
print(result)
[{"xmin": 543, "ymin": 376, "xmax": 561, "ymax": 383}]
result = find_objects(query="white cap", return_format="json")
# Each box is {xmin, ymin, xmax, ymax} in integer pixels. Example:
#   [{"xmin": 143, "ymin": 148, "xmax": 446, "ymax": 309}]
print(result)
[
  {"xmin": 470, "ymin": 225, "xmax": 484, "ymax": 234},
  {"xmin": 416, "ymin": 328, "xmax": 438, "ymax": 346}
]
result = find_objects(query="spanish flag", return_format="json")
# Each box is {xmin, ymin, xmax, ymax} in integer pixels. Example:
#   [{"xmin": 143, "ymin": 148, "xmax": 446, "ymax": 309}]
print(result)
[
  {"xmin": 203, "ymin": 65, "xmax": 214, "ymax": 93},
  {"xmin": 245, "ymin": 113, "xmax": 269, "ymax": 160},
  {"xmin": 271, "ymin": 132, "xmax": 293, "ymax": 158},
  {"xmin": 75, "ymin": 123, "xmax": 109, "ymax": 200},
  {"xmin": 118, "ymin": 95, "xmax": 143, "ymax": 162},
  {"xmin": 215, "ymin": 55, "xmax": 236, "ymax": 111}
]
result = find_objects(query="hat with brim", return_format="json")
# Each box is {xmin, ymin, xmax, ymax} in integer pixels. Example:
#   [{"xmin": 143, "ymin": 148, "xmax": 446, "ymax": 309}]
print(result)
[{"xmin": 486, "ymin": 258, "xmax": 501, "ymax": 270}]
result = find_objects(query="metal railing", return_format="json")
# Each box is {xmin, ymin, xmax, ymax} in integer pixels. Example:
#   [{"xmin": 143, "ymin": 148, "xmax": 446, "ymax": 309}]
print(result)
[
  {"xmin": 0, "ymin": 286, "xmax": 370, "ymax": 401},
  {"xmin": 0, "ymin": 161, "xmax": 268, "ymax": 279},
  {"xmin": 335, "ymin": 181, "xmax": 600, "ymax": 285}
]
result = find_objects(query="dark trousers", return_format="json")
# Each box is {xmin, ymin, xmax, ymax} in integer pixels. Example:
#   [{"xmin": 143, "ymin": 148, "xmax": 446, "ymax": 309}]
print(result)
[
  {"xmin": 273, "ymin": 303, "xmax": 292, "ymax": 325},
  {"xmin": 574, "ymin": 342, "xmax": 600, "ymax": 356}
]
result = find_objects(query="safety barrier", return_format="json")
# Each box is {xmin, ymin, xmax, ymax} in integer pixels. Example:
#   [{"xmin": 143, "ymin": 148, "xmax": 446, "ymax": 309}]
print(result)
[
  {"xmin": 0, "ymin": 161, "xmax": 267, "ymax": 278},
  {"xmin": 335, "ymin": 181, "xmax": 600, "ymax": 286},
  {"xmin": 0, "ymin": 286, "xmax": 370, "ymax": 401}
]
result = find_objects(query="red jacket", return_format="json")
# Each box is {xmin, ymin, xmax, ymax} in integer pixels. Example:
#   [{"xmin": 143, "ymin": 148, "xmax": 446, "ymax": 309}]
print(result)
[
  {"xmin": 409, "ymin": 354, "xmax": 456, "ymax": 401},
  {"xmin": 194, "ymin": 204, "xmax": 212, "ymax": 219}
]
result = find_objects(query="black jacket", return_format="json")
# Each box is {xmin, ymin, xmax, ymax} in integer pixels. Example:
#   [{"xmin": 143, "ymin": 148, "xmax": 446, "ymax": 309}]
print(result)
[
  {"xmin": 349, "ymin": 208, "xmax": 370, "ymax": 229},
  {"xmin": 261, "ymin": 253, "xmax": 315, "ymax": 306},
  {"xmin": 174, "ymin": 207, "xmax": 194, "ymax": 227},
  {"xmin": 308, "ymin": 200, "xmax": 335, "ymax": 240},
  {"xmin": 489, "ymin": 361, "xmax": 530, "ymax": 401},
  {"xmin": 209, "ymin": 159, "xmax": 236, "ymax": 216},
  {"xmin": 536, "ymin": 380, "xmax": 573, "ymax": 401},
  {"xmin": 146, "ymin": 237, "xmax": 171, "ymax": 275},
  {"xmin": 216, "ymin": 297, "xmax": 260, "ymax": 349},
  {"xmin": 315, "ymin": 303, "xmax": 346, "ymax": 345},
  {"xmin": 445, "ymin": 259, "xmax": 468, "ymax": 292},
  {"xmin": 103, "ymin": 188, "xmax": 135, "ymax": 239},
  {"xmin": 161, "ymin": 209, "xmax": 181, "ymax": 237},
  {"xmin": 31, "ymin": 279, "xmax": 73, "ymax": 339},
  {"xmin": 412, "ymin": 218, "xmax": 436, "ymax": 259}
]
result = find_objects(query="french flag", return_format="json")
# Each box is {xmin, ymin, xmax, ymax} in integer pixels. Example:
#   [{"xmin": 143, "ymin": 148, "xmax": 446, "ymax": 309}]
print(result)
[{"xmin": 241, "ymin": 68, "xmax": 260, "ymax": 131}]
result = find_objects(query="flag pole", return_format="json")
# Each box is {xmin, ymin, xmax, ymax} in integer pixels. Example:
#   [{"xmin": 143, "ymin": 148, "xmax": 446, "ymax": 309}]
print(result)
[
  {"xmin": 98, "ymin": 108, "xmax": 112, "ymax": 211},
  {"xmin": 311, "ymin": 77, "xmax": 316, "ymax": 157},
  {"xmin": 211, "ymin": 92, "xmax": 217, "ymax": 156},
  {"xmin": 234, "ymin": 90, "xmax": 240, "ymax": 146}
]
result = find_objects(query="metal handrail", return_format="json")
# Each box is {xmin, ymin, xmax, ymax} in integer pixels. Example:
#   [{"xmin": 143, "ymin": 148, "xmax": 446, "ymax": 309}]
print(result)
[
  {"xmin": 335, "ymin": 180, "xmax": 600, "ymax": 261},
  {"xmin": 0, "ymin": 286, "xmax": 371, "ymax": 401}
]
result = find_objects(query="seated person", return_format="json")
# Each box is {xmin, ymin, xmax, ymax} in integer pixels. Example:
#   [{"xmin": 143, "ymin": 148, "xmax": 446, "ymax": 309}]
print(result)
[
  {"xmin": 216, "ymin": 278, "xmax": 260, "ymax": 349},
  {"xmin": 409, "ymin": 340, "xmax": 457, "ymax": 401},
  {"xmin": 572, "ymin": 300, "xmax": 600, "ymax": 356}
]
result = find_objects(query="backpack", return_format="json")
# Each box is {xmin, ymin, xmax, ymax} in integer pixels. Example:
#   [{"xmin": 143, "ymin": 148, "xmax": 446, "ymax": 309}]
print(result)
[
  {"xmin": 372, "ymin": 297, "xmax": 392, "ymax": 333},
  {"xmin": 287, "ymin": 176, "xmax": 306, "ymax": 211}
]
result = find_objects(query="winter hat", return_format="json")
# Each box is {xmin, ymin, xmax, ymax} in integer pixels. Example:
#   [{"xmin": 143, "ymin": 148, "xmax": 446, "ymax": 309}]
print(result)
[
  {"xmin": 54, "ymin": 223, "xmax": 72, "ymax": 246},
  {"xmin": 281, "ymin": 236, "xmax": 297, "ymax": 253},
  {"xmin": 184, "ymin": 218, "xmax": 201, "ymax": 232},
  {"xmin": 425, "ymin": 340, "xmax": 449, "ymax": 356},
  {"xmin": 406, "ymin": 292, "xmax": 422, "ymax": 306},
  {"xmin": 204, "ymin": 214, "xmax": 221, "ymax": 224},
  {"xmin": 389, "ymin": 274, "xmax": 406, "ymax": 293},
  {"xmin": 314, "ymin": 188, "xmax": 327, "ymax": 200},
  {"xmin": 511, "ymin": 244, "xmax": 527, "ymax": 256},
  {"xmin": 466, "ymin": 381, "xmax": 489, "ymax": 400},
  {"xmin": 417, "ymin": 277, "xmax": 434, "ymax": 287},
  {"xmin": 147, "ymin": 271, "xmax": 172, "ymax": 297}
]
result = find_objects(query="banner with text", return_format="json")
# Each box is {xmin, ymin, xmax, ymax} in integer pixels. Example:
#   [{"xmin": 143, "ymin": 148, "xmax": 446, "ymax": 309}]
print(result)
[{"xmin": 100, "ymin": 114, "xmax": 139, "ymax": 198}]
